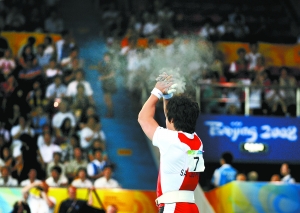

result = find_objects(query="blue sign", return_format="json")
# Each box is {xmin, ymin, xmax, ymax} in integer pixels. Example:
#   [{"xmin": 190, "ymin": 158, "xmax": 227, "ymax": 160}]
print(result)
[{"xmin": 195, "ymin": 115, "xmax": 300, "ymax": 163}]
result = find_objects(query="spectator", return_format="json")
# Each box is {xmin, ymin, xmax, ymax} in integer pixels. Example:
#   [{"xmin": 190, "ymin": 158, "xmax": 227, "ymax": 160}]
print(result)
[
  {"xmin": 211, "ymin": 152, "xmax": 237, "ymax": 187},
  {"xmin": 88, "ymin": 138, "xmax": 106, "ymax": 162},
  {"xmin": 6, "ymin": 104, "xmax": 22, "ymax": 129},
  {"xmin": 20, "ymin": 168, "xmax": 41, "ymax": 186},
  {"xmin": 11, "ymin": 154, "xmax": 30, "ymax": 185},
  {"xmin": 36, "ymin": 44, "xmax": 52, "ymax": 68},
  {"xmin": 0, "ymin": 74, "xmax": 18, "ymax": 113},
  {"xmin": 62, "ymin": 134, "xmax": 80, "ymax": 162},
  {"xmin": 80, "ymin": 115, "xmax": 106, "ymax": 151},
  {"xmin": 270, "ymin": 174, "xmax": 281, "ymax": 182},
  {"xmin": 247, "ymin": 171, "xmax": 259, "ymax": 181},
  {"xmin": 280, "ymin": 162, "xmax": 295, "ymax": 183},
  {"xmin": 0, "ymin": 118, "xmax": 11, "ymax": 144},
  {"xmin": 51, "ymin": 100, "xmax": 76, "ymax": 139},
  {"xmin": 43, "ymin": 36, "xmax": 56, "ymax": 59},
  {"xmin": 0, "ymin": 146, "xmax": 13, "ymax": 169},
  {"xmin": 55, "ymin": 30, "xmax": 76, "ymax": 62},
  {"xmin": 0, "ymin": 48, "xmax": 16, "ymax": 82},
  {"xmin": 142, "ymin": 14, "xmax": 161, "ymax": 38},
  {"xmin": 0, "ymin": 166, "xmax": 18, "ymax": 186},
  {"xmin": 38, "ymin": 131, "xmax": 62, "ymax": 166},
  {"xmin": 18, "ymin": 45, "xmax": 37, "ymax": 69},
  {"xmin": 65, "ymin": 147, "xmax": 88, "ymax": 181},
  {"xmin": 44, "ymin": 11, "xmax": 64, "ymax": 33},
  {"xmin": 27, "ymin": 86, "xmax": 48, "ymax": 111},
  {"xmin": 45, "ymin": 166, "xmax": 68, "ymax": 187},
  {"xmin": 54, "ymin": 117, "xmax": 73, "ymax": 146},
  {"xmin": 58, "ymin": 186, "xmax": 96, "ymax": 213},
  {"xmin": 245, "ymin": 42, "xmax": 261, "ymax": 71},
  {"xmin": 63, "ymin": 58, "xmax": 82, "ymax": 85},
  {"xmin": 279, "ymin": 67, "xmax": 297, "ymax": 116},
  {"xmin": 46, "ymin": 152, "xmax": 65, "ymax": 178},
  {"xmin": 70, "ymin": 83, "xmax": 91, "ymax": 121},
  {"xmin": 18, "ymin": 61, "xmax": 43, "ymax": 93},
  {"xmin": 98, "ymin": 52, "xmax": 117, "ymax": 118},
  {"xmin": 100, "ymin": 3, "xmax": 120, "ymax": 38},
  {"xmin": 21, "ymin": 181, "xmax": 56, "ymax": 213},
  {"xmin": 66, "ymin": 69, "xmax": 94, "ymax": 104},
  {"xmin": 71, "ymin": 167, "xmax": 93, "ymax": 188},
  {"xmin": 87, "ymin": 149, "xmax": 107, "ymax": 181},
  {"xmin": 236, "ymin": 173, "xmax": 247, "ymax": 181},
  {"xmin": 249, "ymin": 73, "xmax": 264, "ymax": 115},
  {"xmin": 229, "ymin": 48, "xmax": 249, "ymax": 80},
  {"xmin": 18, "ymin": 36, "xmax": 36, "ymax": 58},
  {"xmin": 60, "ymin": 47, "xmax": 81, "ymax": 71},
  {"xmin": 31, "ymin": 105, "xmax": 50, "ymax": 137},
  {"xmin": 10, "ymin": 116, "xmax": 35, "ymax": 157},
  {"xmin": 5, "ymin": 7, "xmax": 26, "ymax": 31},
  {"xmin": 78, "ymin": 105, "xmax": 99, "ymax": 129},
  {"xmin": 44, "ymin": 59, "xmax": 63, "ymax": 85},
  {"xmin": 94, "ymin": 164, "xmax": 120, "ymax": 188},
  {"xmin": 107, "ymin": 204, "xmax": 118, "ymax": 213}
]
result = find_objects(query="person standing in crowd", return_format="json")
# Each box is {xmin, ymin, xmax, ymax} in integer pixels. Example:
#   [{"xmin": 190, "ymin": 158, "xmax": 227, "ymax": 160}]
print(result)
[
  {"xmin": 211, "ymin": 152, "xmax": 237, "ymax": 187},
  {"xmin": 98, "ymin": 52, "xmax": 117, "ymax": 118},
  {"xmin": 280, "ymin": 162, "xmax": 295, "ymax": 183},
  {"xmin": 138, "ymin": 73, "xmax": 204, "ymax": 213}
]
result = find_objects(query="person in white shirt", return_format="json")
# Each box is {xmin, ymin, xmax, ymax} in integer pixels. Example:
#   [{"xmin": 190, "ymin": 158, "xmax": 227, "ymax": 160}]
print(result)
[
  {"xmin": 280, "ymin": 163, "xmax": 296, "ymax": 183},
  {"xmin": 22, "ymin": 181, "xmax": 56, "ymax": 213},
  {"xmin": 87, "ymin": 149, "xmax": 107, "ymax": 181},
  {"xmin": 46, "ymin": 152, "xmax": 66, "ymax": 178},
  {"xmin": 66, "ymin": 69, "xmax": 94, "ymax": 104},
  {"xmin": 71, "ymin": 167, "xmax": 93, "ymax": 188},
  {"xmin": 51, "ymin": 99, "xmax": 76, "ymax": 138},
  {"xmin": 80, "ymin": 115, "xmax": 106, "ymax": 150},
  {"xmin": 245, "ymin": 42, "xmax": 261, "ymax": 71},
  {"xmin": 94, "ymin": 164, "xmax": 120, "ymax": 188},
  {"xmin": 20, "ymin": 168, "xmax": 41, "ymax": 187},
  {"xmin": 46, "ymin": 166, "xmax": 68, "ymax": 187},
  {"xmin": 38, "ymin": 131, "xmax": 62, "ymax": 165},
  {"xmin": 0, "ymin": 166, "xmax": 18, "ymax": 186}
]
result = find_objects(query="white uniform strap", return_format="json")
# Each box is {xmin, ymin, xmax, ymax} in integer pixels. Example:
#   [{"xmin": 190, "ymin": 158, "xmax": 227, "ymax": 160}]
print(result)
[{"xmin": 155, "ymin": 190, "xmax": 195, "ymax": 206}]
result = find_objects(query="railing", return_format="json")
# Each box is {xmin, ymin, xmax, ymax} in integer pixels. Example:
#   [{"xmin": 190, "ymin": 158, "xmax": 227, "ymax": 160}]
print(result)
[{"xmin": 196, "ymin": 83, "xmax": 300, "ymax": 117}]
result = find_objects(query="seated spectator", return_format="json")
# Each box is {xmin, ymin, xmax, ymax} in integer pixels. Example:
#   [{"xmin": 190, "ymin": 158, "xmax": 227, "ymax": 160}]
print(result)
[
  {"xmin": 46, "ymin": 166, "xmax": 68, "ymax": 187},
  {"xmin": 80, "ymin": 115, "xmax": 106, "ymax": 151},
  {"xmin": 38, "ymin": 131, "xmax": 62, "ymax": 166},
  {"xmin": 0, "ymin": 146, "xmax": 13, "ymax": 169},
  {"xmin": 46, "ymin": 152, "xmax": 65, "ymax": 178},
  {"xmin": 20, "ymin": 168, "xmax": 41, "ymax": 186},
  {"xmin": 0, "ymin": 74, "xmax": 18, "ymax": 113},
  {"xmin": 31, "ymin": 106, "xmax": 50, "ymax": 137},
  {"xmin": 10, "ymin": 115, "xmax": 35, "ymax": 157},
  {"xmin": 54, "ymin": 117, "xmax": 73, "ymax": 146},
  {"xmin": 264, "ymin": 79, "xmax": 287, "ymax": 116},
  {"xmin": 62, "ymin": 134, "xmax": 81, "ymax": 162},
  {"xmin": 270, "ymin": 174, "xmax": 281, "ymax": 182},
  {"xmin": 18, "ymin": 61, "xmax": 43, "ymax": 93},
  {"xmin": 229, "ymin": 48, "xmax": 250, "ymax": 81},
  {"xmin": 280, "ymin": 162, "xmax": 295, "ymax": 183},
  {"xmin": 43, "ymin": 36, "xmax": 55, "ymax": 59},
  {"xmin": 71, "ymin": 83, "xmax": 92, "ymax": 120},
  {"xmin": 249, "ymin": 73, "xmax": 264, "ymax": 115},
  {"xmin": 87, "ymin": 149, "xmax": 107, "ymax": 181},
  {"xmin": 66, "ymin": 69, "xmax": 94, "ymax": 104},
  {"xmin": 245, "ymin": 42, "xmax": 261, "ymax": 71},
  {"xmin": 88, "ymin": 138, "xmax": 107, "ymax": 162},
  {"xmin": 21, "ymin": 181, "xmax": 56, "ymax": 213},
  {"xmin": 27, "ymin": 86, "xmax": 49, "ymax": 111},
  {"xmin": 279, "ymin": 67, "xmax": 297, "ymax": 116},
  {"xmin": 44, "ymin": 11, "xmax": 64, "ymax": 33},
  {"xmin": 71, "ymin": 167, "xmax": 93, "ymax": 188},
  {"xmin": 36, "ymin": 126, "xmax": 55, "ymax": 148},
  {"xmin": 94, "ymin": 164, "xmax": 120, "ymax": 188},
  {"xmin": 55, "ymin": 30, "xmax": 76, "ymax": 63},
  {"xmin": 60, "ymin": 47, "xmax": 81, "ymax": 71},
  {"xmin": 142, "ymin": 14, "xmax": 161, "ymax": 38},
  {"xmin": 63, "ymin": 58, "xmax": 82, "ymax": 85},
  {"xmin": 65, "ymin": 147, "xmax": 88, "ymax": 181},
  {"xmin": 44, "ymin": 58, "xmax": 63, "ymax": 85},
  {"xmin": 5, "ymin": 7, "xmax": 26, "ymax": 31},
  {"xmin": 51, "ymin": 99, "xmax": 76, "ymax": 139},
  {"xmin": 18, "ymin": 45, "xmax": 37, "ymax": 69},
  {"xmin": 11, "ymin": 154, "xmax": 30, "ymax": 185},
  {"xmin": 247, "ymin": 171, "xmax": 259, "ymax": 181},
  {"xmin": 18, "ymin": 36, "xmax": 36, "ymax": 58},
  {"xmin": 236, "ymin": 173, "xmax": 247, "ymax": 181},
  {"xmin": 36, "ymin": 44, "xmax": 52, "ymax": 68},
  {"xmin": 0, "ymin": 48, "xmax": 16, "ymax": 82},
  {"xmin": 0, "ymin": 119, "xmax": 11, "ymax": 144},
  {"xmin": 0, "ymin": 166, "xmax": 18, "ymax": 186},
  {"xmin": 78, "ymin": 105, "xmax": 99, "ymax": 129},
  {"xmin": 211, "ymin": 152, "xmax": 237, "ymax": 187}
]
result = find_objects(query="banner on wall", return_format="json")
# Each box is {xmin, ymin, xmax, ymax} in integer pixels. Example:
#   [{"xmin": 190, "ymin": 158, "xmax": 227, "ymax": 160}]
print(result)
[
  {"xmin": 196, "ymin": 114, "xmax": 300, "ymax": 163},
  {"xmin": 121, "ymin": 38, "xmax": 300, "ymax": 67},
  {"xmin": 205, "ymin": 181, "xmax": 300, "ymax": 213},
  {"xmin": 0, "ymin": 187, "xmax": 157, "ymax": 213},
  {"xmin": 0, "ymin": 32, "xmax": 61, "ymax": 56}
]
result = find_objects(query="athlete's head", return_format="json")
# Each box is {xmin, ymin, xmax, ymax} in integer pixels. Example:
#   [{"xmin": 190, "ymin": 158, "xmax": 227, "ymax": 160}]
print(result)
[
  {"xmin": 221, "ymin": 152, "xmax": 233, "ymax": 165},
  {"xmin": 165, "ymin": 95, "xmax": 199, "ymax": 134}
]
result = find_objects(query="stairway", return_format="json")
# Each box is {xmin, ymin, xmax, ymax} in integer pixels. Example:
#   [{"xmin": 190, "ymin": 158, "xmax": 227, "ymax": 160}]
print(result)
[{"xmin": 58, "ymin": 0, "xmax": 158, "ymax": 190}]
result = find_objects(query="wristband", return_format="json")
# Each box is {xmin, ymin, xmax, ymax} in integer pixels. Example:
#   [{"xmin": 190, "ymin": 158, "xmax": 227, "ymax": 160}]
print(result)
[
  {"xmin": 163, "ymin": 93, "xmax": 173, "ymax": 100},
  {"xmin": 151, "ymin": 88, "xmax": 163, "ymax": 99}
]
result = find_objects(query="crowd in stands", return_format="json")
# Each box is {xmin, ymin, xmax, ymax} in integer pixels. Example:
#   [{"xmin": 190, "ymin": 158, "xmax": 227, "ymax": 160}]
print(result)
[
  {"xmin": 0, "ymin": 28, "xmax": 120, "ymax": 197},
  {"xmin": 0, "ymin": 0, "xmax": 65, "ymax": 33},
  {"xmin": 210, "ymin": 152, "xmax": 297, "ymax": 189}
]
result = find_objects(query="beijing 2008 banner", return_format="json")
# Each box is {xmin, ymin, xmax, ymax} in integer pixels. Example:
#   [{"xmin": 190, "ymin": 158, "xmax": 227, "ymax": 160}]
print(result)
[{"xmin": 196, "ymin": 115, "xmax": 300, "ymax": 163}]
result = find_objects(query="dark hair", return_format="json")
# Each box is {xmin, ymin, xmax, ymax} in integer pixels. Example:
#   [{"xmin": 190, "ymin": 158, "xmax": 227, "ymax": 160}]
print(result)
[
  {"xmin": 93, "ymin": 148, "xmax": 103, "ymax": 155},
  {"xmin": 166, "ymin": 95, "xmax": 199, "ymax": 133},
  {"xmin": 76, "ymin": 167, "xmax": 87, "ymax": 175},
  {"xmin": 237, "ymin": 48, "xmax": 246, "ymax": 54},
  {"xmin": 222, "ymin": 152, "xmax": 233, "ymax": 164},
  {"xmin": 51, "ymin": 166, "xmax": 62, "ymax": 174}
]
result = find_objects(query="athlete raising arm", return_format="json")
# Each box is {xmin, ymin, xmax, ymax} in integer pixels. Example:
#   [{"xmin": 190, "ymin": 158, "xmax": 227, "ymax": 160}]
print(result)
[{"xmin": 138, "ymin": 74, "xmax": 205, "ymax": 213}]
